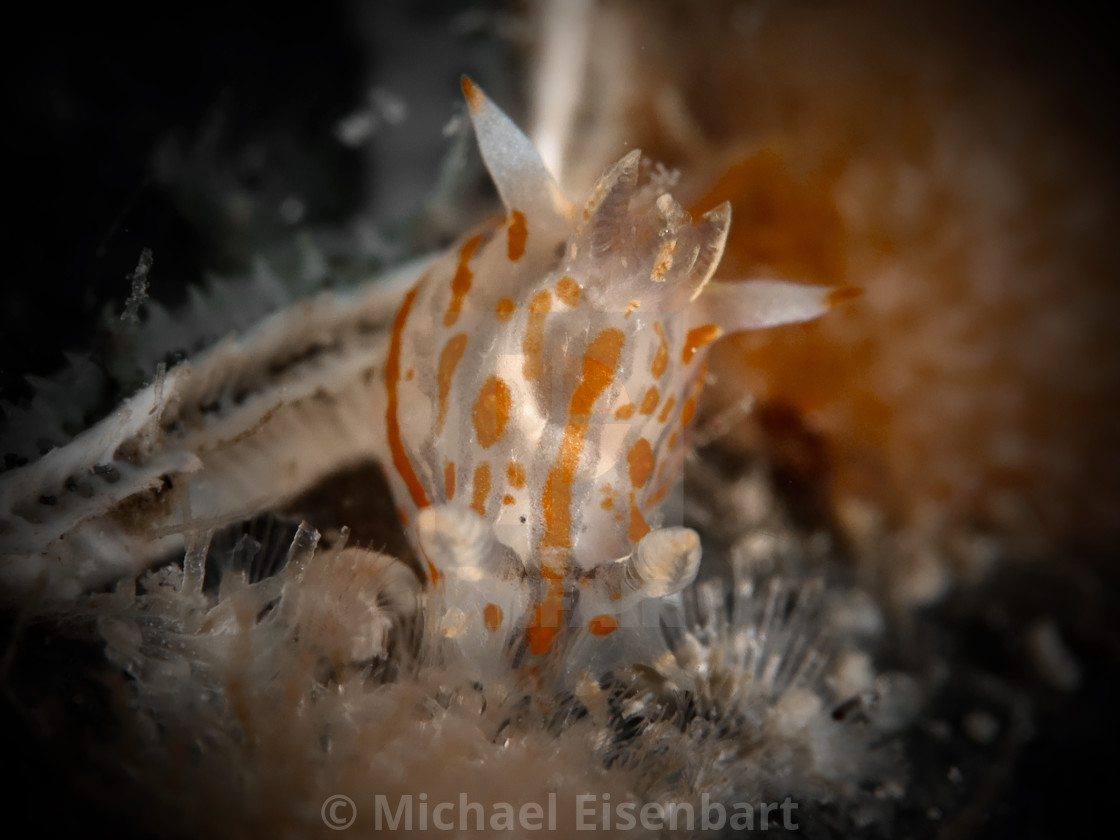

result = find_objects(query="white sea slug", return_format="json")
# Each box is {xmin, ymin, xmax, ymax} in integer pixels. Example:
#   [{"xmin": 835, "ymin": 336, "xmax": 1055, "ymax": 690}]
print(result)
[
  {"xmin": 0, "ymin": 79, "xmax": 843, "ymax": 669},
  {"xmin": 391, "ymin": 79, "xmax": 846, "ymax": 668}
]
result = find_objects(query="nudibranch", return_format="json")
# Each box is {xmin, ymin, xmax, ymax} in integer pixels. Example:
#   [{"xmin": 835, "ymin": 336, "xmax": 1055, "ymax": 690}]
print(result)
[
  {"xmin": 392, "ymin": 78, "xmax": 843, "ymax": 667},
  {"xmin": 0, "ymin": 78, "xmax": 843, "ymax": 668}
]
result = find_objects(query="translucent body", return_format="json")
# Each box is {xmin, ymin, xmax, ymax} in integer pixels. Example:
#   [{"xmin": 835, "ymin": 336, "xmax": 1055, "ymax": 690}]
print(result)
[{"xmin": 386, "ymin": 80, "xmax": 838, "ymax": 662}]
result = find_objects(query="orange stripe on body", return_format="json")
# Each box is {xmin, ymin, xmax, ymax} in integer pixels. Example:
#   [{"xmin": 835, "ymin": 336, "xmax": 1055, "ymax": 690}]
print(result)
[
  {"xmin": 436, "ymin": 333, "xmax": 468, "ymax": 432},
  {"xmin": 651, "ymin": 321, "xmax": 668, "ymax": 378},
  {"xmin": 646, "ymin": 371, "xmax": 702, "ymax": 512},
  {"xmin": 658, "ymin": 395, "xmax": 677, "ymax": 424},
  {"xmin": 507, "ymin": 209, "xmax": 528, "ymax": 261},
  {"xmin": 444, "ymin": 234, "xmax": 483, "ymax": 327},
  {"xmin": 522, "ymin": 290, "xmax": 552, "ymax": 382},
  {"xmin": 540, "ymin": 328, "xmax": 626, "ymax": 556},
  {"xmin": 627, "ymin": 438, "xmax": 654, "ymax": 488},
  {"xmin": 679, "ymin": 359, "xmax": 707, "ymax": 428},
  {"xmin": 526, "ymin": 593, "xmax": 565, "ymax": 656},
  {"xmin": 385, "ymin": 283, "xmax": 431, "ymax": 509},
  {"xmin": 532, "ymin": 328, "xmax": 626, "ymax": 656},
  {"xmin": 471, "ymin": 462, "xmax": 491, "ymax": 518},
  {"xmin": 540, "ymin": 468, "xmax": 572, "ymax": 565},
  {"xmin": 680, "ymin": 398, "xmax": 697, "ymax": 427}
]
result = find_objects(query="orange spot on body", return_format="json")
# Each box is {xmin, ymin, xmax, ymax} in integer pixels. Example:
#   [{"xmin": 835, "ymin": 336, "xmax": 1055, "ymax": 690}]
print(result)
[
  {"xmin": 503, "ymin": 494, "xmax": 515, "ymax": 505},
  {"xmin": 471, "ymin": 463, "xmax": 491, "ymax": 518},
  {"xmin": 628, "ymin": 492, "xmax": 651, "ymax": 542},
  {"xmin": 472, "ymin": 375, "xmax": 511, "ymax": 448},
  {"xmin": 444, "ymin": 233, "xmax": 483, "ymax": 327},
  {"xmin": 627, "ymin": 438, "xmax": 655, "ymax": 488},
  {"xmin": 526, "ymin": 593, "xmax": 565, "ymax": 655},
  {"xmin": 495, "ymin": 297, "xmax": 515, "ymax": 321},
  {"xmin": 507, "ymin": 209, "xmax": 528, "ymax": 261},
  {"xmin": 483, "ymin": 602, "xmax": 503, "ymax": 631},
  {"xmin": 615, "ymin": 403, "xmax": 635, "ymax": 420},
  {"xmin": 386, "ymin": 283, "xmax": 431, "ymax": 510},
  {"xmin": 427, "ymin": 560, "xmax": 441, "ymax": 585},
  {"xmin": 444, "ymin": 461, "xmax": 456, "ymax": 500},
  {"xmin": 651, "ymin": 322, "xmax": 668, "ymax": 378},
  {"xmin": 555, "ymin": 276, "xmax": 581, "ymax": 307},
  {"xmin": 640, "ymin": 386, "xmax": 660, "ymax": 415},
  {"xmin": 588, "ymin": 614, "xmax": 618, "ymax": 636},
  {"xmin": 574, "ymin": 332, "xmax": 624, "ymax": 414},
  {"xmin": 526, "ymin": 623, "xmax": 559, "ymax": 656},
  {"xmin": 507, "ymin": 461, "xmax": 526, "ymax": 488},
  {"xmin": 658, "ymin": 395, "xmax": 677, "ymax": 423},
  {"xmin": 600, "ymin": 484, "xmax": 615, "ymax": 509},
  {"xmin": 541, "ymin": 329, "xmax": 626, "ymax": 553},
  {"xmin": 682, "ymin": 324, "xmax": 722, "ymax": 363},
  {"xmin": 681, "ymin": 397, "xmax": 697, "ymax": 427},
  {"xmin": 436, "ymin": 333, "xmax": 468, "ymax": 432},
  {"xmin": 684, "ymin": 360, "xmax": 708, "ymax": 415},
  {"xmin": 522, "ymin": 289, "xmax": 552, "ymax": 382}
]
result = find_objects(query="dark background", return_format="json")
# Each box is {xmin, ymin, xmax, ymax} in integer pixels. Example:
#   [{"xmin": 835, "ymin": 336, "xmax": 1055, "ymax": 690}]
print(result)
[{"xmin": 2, "ymin": 1, "xmax": 514, "ymax": 408}]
